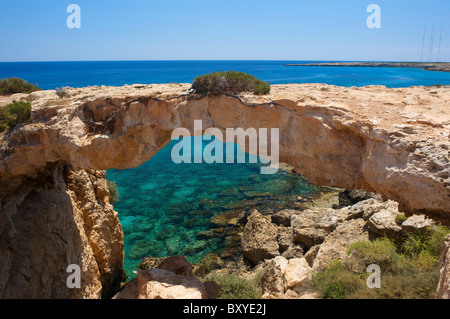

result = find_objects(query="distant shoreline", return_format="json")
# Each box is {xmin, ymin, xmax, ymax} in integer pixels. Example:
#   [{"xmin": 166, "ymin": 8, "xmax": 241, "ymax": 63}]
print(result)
[{"xmin": 284, "ymin": 62, "xmax": 450, "ymax": 73}]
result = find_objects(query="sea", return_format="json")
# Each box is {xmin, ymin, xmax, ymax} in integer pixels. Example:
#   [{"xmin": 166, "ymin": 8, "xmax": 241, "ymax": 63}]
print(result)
[{"xmin": 2, "ymin": 60, "xmax": 449, "ymax": 277}]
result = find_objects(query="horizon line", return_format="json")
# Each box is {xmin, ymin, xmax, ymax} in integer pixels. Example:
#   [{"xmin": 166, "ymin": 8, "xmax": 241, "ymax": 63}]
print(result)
[{"xmin": 1, "ymin": 59, "xmax": 449, "ymax": 63}]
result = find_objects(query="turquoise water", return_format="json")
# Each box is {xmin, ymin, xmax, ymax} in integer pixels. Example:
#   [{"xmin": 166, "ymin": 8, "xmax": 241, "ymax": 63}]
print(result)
[
  {"xmin": 4, "ymin": 60, "xmax": 448, "ymax": 277},
  {"xmin": 106, "ymin": 137, "xmax": 321, "ymax": 277}
]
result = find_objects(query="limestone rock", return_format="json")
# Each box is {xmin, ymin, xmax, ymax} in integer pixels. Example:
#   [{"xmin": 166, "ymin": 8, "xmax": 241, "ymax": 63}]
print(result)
[
  {"xmin": 137, "ymin": 268, "xmax": 206, "ymax": 299},
  {"xmin": 241, "ymin": 210, "xmax": 279, "ymax": 265},
  {"xmin": 284, "ymin": 257, "xmax": 311, "ymax": 292},
  {"xmin": 348, "ymin": 198, "xmax": 386, "ymax": 221},
  {"xmin": 401, "ymin": 214, "xmax": 436, "ymax": 235},
  {"xmin": 312, "ymin": 218, "xmax": 368, "ymax": 272},
  {"xmin": 260, "ymin": 256, "xmax": 288, "ymax": 297},
  {"xmin": 291, "ymin": 208, "xmax": 328, "ymax": 249},
  {"xmin": 203, "ymin": 281, "xmax": 222, "ymax": 299},
  {"xmin": 116, "ymin": 256, "xmax": 221, "ymax": 299},
  {"xmin": 277, "ymin": 226, "xmax": 294, "ymax": 252},
  {"xmin": 368, "ymin": 202, "xmax": 404, "ymax": 240},
  {"xmin": 303, "ymin": 245, "xmax": 321, "ymax": 267},
  {"xmin": 337, "ymin": 189, "xmax": 381, "ymax": 208},
  {"xmin": 271, "ymin": 209, "xmax": 299, "ymax": 227},
  {"xmin": 139, "ymin": 257, "xmax": 165, "ymax": 271},
  {"xmin": 1, "ymin": 84, "xmax": 448, "ymax": 218},
  {"xmin": 157, "ymin": 255, "xmax": 194, "ymax": 277},
  {"xmin": 1, "ymin": 83, "xmax": 450, "ymax": 299},
  {"xmin": 281, "ymin": 245, "xmax": 304, "ymax": 260},
  {"xmin": 320, "ymin": 209, "xmax": 346, "ymax": 233},
  {"xmin": 437, "ymin": 235, "xmax": 450, "ymax": 299},
  {"xmin": 260, "ymin": 256, "xmax": 311, "ymax": 297},
  {"xmin": 0, "ymin": 165, "xmax": 124, "ymax": 299}
]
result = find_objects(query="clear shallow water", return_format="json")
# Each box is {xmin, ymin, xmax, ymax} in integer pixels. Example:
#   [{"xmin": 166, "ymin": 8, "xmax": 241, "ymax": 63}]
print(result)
[
  {"xmin": 106, "ymin": 137, "xmax": 322, "ymax": 277},
  {"xmin": 1, "ymin": 60, "xmax": 450, "ymax": 89},
  {"xmin": 4, "ymin": 60, "xmax": 449, "ymax": 277}
]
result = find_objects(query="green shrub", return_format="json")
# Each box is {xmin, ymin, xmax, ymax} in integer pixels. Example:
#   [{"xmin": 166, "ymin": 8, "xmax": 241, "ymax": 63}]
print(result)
[
  {"xmin": 313, "ymin": 225, "xmax": 449, "ymax": 299},
  {"xmin": 55, "ymin": 86, "xmax": 71, "ymax": 98},
  {"xmin": 312, "ymin": 260, "xmax": 365, "ymax": 299},
  {"xmin": 201, "ymin": 272, "xmax": 262, "ymax": 299},
  {"xmin": 394, "ymin": 214, "xmax": 408, "ymax": 225},
  {"xmin": 0, "ymin": 77, "xmax": 41, "ymax": 95},
  {"xmin": 0, "ymin": 100, "xmax": 32, "ymax": 131},
  {"xmin": 192, "ymin": 71, "xmax": 270, "ymax": 96},
  {"xmin": 401, "ymin": 224, "xmax": 450, "ymax": 267},
  {"xmin": 107, "ymin": 180, "xmax": 119, "ymax": 204},
  {"xmin": 347, "ymin": 238, "xmax": 404, "ymax": 273},
  {"xmin": 345, "ymin": 270, "xmax": 438, "ymax": 299}
]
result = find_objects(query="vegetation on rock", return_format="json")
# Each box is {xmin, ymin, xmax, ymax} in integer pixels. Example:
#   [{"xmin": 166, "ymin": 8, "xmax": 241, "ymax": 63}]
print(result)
[
  {"xmin": 312, "ymin": 225, "xmax": 450, "ymax": 299},
  {"xmin": 0, "ymin": 100, "xmax": 32, "ymax": 131},
  {"xmin": 201, "ymin": 271, "xmax": 262, "ymax": 299},
  {"xmin": 192, "ymin": 71, "xmax": 270, "ymax": 95},
  {"xmin": 0, "ymin": 77, "xmax": 41, "ymax": 95},
  {"xmin": 107, "ymin": 180, "xmax": 119, "ymax": 204}
]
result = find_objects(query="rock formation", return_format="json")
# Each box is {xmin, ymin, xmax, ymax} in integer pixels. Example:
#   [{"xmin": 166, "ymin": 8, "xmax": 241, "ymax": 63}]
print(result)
[
  {"xmin": 0, "ymin": 164, "xmax": 124, "ymax": 298},
  {"xmin": 115, "ymin": 255, "xmax": 220, "ymax": 299},
  {"xmin": 1, "ymin": 84, "xmax": 448, "ymax": 218},
  {"xmin": 249, "ymin": 195, "xmax": 447, "ymax": 299},
  {"xmin": 0, "ymin": 83, "xmax": 449, "ymax": 298}
]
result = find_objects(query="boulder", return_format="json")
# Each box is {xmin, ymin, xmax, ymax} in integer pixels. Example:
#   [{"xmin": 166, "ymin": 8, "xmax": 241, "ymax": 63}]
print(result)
[
  {"xmin": 116, "ymin": 256, "xmax": 221, "ymax": 299},
  {"xmin": 281, "ymin": 245, "xmax": 304, "ymax": 260},
  {"xmin": 320, "ymin": 209, "xmax": 346, "ymax": 233},
  {"xmin": 277, "ymin": 226, "xmax": 294, "ymax": 252},
  {"xmin": 303, "ymin": 245, "xmax": 321, "ymax": 267},
  {"xmin": 157, "ymin": 255, "xmax": 194, "ymax": 277},
  {"xmin": 260, "ymin": 256, "xmax": 288, "ymax": 297},
  {"xmin": 312, "ymin": 218, "xmax": 368, "ymax": 272},
  {"xmin": 260, "ymin": 256, "xmax": 311, "ymax": 297},
  {"xmin": 368, "ymin": 202, "xmax": 403, "ymax": 241},
  {"xmin": 137, "ymin": 268, "xmax": 206, "ymax": 299},
  {"xmin": 401, "ymin": 214, "xmax": 436, "ymax": 235},
  {"xmin": 284, "ymin": 257, "xmax": 311, "ymax": 292},
  {"xmin": 291, "ymin": 208, "xmax": 328, "ymax": 249},
  {"xmin": 271, "ymin": 209, "xmax": 299, "ymax": 227},
  {"xmin": 241, "ymin": 210, "xmax": 279, "ymax": 265},
  {"xmin": 346, "ymin": 198, "xmax": 386, "ymax": 221}
]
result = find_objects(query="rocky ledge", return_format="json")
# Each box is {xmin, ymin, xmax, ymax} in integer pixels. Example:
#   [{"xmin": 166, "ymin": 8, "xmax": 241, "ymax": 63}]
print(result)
[{"xmin": 0, "ymin": 83, "xmax": 449, "ymax": 298}]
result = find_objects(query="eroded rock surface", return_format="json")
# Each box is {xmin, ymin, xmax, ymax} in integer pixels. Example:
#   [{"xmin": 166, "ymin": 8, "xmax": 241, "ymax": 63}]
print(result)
[
  {"xmin": 1, "ymin": 84, "xmax": 449, "ymax": 218},
  {"xmin": 0, "ymin": 83, "xmax": 449, "ymax": 298},
  {"xmin": 0, "ymin": 164, "xmax": 124, "ymax": 298}
]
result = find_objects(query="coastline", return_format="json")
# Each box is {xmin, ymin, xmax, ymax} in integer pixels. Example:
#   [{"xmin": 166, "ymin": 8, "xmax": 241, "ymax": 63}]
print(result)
[
  {"xmin": 284, "ymin": 62, "xmax": 450, "ymax": 73},
  {"xmin": 1, "ymin": 83, "xmax": 449, "ymax": 299}
]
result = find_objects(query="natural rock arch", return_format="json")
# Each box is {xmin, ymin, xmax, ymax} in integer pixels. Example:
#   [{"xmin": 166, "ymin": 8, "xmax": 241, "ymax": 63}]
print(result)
[{"xmin": 0, "ymin": 83, "xmax": 449, "ymax": 298}]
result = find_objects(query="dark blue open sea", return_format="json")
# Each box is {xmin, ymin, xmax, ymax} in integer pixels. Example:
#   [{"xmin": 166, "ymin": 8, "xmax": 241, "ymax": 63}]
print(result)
[
  {"xmin": 2, "ymin": 60, "xmax": 450, "ymax": 89},
  {"xmin": 2, "ymin": 60, "xmax": 449, "ymax": 277}
]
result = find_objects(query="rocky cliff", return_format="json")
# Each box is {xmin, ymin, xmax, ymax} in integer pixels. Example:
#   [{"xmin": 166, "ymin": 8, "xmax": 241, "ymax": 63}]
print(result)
[
  {"xmin": 0, "ymin": 83, "xmax": 449, "ymax": 298},
  {"xmin": 0, "ymin": 163, "xmax": 123, "ymax": 298}
]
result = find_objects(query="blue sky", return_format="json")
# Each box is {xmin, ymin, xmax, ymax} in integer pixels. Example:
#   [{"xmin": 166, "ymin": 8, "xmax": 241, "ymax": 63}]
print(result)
[{"xmin": 0, "ymin": 0, "xmax": 449, "ymax": 62}]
